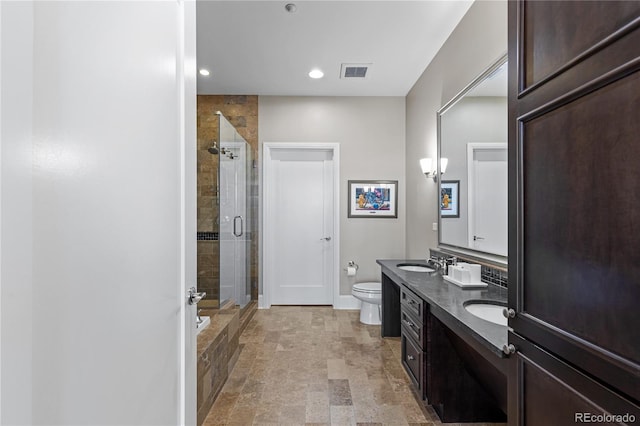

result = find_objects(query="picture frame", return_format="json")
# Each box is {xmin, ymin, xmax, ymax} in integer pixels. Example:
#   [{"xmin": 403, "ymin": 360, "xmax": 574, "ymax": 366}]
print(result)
[
  {"xmin": 440, "ymin": 180, "xmax": 460, "ymax": 218},
  {"xmin": 348, "ymin": 180, "xmax": 398, "ymax": 218}
]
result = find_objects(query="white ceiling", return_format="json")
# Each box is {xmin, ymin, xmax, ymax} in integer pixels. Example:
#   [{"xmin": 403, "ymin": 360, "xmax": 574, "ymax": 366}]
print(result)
[{"xmin": 196, "ymin": 1, "xmax": 474, "ymax": 97}]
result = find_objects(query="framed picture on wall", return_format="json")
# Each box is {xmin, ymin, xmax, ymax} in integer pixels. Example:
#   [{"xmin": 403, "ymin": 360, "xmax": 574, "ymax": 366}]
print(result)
[
  {"xmin": 441, "ymin": 180, "xmax": 460, "ymax": 218},
  {"xmin": 348, "ymin": 180, "xmax": 398, "ymax": 218}
]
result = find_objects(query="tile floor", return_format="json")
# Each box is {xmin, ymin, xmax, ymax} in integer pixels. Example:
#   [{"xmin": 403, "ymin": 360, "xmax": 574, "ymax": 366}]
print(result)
[{"xmin": 203, "ymin": 306, "xmax": 505, "ymax": 426}]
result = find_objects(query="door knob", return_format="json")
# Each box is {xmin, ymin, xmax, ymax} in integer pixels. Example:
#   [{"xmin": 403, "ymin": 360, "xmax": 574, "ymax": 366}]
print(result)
[
  {"xmin": 503, "ymin": 344, "xmax": 516, "ymax": 356},
  {"xmin": 188, "ymin": 286, "xmax": 206, "ymax": 305},
  {"xmin": 503, "ymin": 308, "xmax": 516, "ymax": 319},
  {"xmin": 320, "ymin": 237, "xmax": 331, "ymax": 241}
]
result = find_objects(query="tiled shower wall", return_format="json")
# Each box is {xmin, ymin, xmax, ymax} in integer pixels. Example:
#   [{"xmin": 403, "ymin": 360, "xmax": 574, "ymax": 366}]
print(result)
[{"xmin": 197, "ymin": 95, "xmax": 259, "ymax": 304}]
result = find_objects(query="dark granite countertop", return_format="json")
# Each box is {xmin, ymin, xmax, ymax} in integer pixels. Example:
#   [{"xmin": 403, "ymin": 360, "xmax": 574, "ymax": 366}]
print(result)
[{"xmin": 377, "ymin": 259, "xmax": 508, "ymax": 358}]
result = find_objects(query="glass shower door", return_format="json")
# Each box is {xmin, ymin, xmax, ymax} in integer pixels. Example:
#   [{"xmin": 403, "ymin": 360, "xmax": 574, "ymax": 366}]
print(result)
[{"xmin": 218, "ymin": 116, "xmax": 251, "ymax": 308}]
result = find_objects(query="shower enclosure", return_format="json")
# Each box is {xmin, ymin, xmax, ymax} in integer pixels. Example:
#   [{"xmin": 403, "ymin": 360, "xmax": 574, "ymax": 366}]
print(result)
[
  {"xmin": 218, "ymin": 116, "xmax": 252, "ymax": 308},
  {"xmin": 197, "ymin": 112, "xmax": 253, "ymax": 309}
]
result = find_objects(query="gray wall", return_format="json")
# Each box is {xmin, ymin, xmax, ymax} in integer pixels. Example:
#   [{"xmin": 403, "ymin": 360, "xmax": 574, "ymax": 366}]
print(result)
[
  {"xmin": 440, "ymin": 96, "xmax": 507, "ymax": 247},
  {"xmin": 259, "ymin": 96, "xmax": 406, "ymax": 295},
  {"xmin": 405, "ymin": 0, "xmax": 507, "ymax": 258}
]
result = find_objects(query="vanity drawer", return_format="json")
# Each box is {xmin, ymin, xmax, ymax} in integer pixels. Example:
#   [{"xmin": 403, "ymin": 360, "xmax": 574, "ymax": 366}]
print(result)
[
  {"xmin": 401, "ymin": 333, "xmax": 425, "ymax": 399},
  {"xmin": 400, "ymin": 286, "xmax": 425, "ymax": 321},
  {"xmin": 401, "ymin": 309, "xmax": 425, "ymax": 349}
]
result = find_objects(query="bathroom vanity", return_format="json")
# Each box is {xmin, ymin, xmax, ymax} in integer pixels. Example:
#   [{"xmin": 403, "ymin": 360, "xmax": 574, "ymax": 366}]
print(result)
[{"xmin": 378, "ymin": 259, "xmax": 508, "ymax": 423}]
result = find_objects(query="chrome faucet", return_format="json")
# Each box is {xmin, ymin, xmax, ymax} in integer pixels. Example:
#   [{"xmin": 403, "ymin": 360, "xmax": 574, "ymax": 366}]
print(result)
[
  {"xmin": 428, "ymin": 255, "xmax": 446, "ymax": 271},
  {"xmin": 428, "ymin": 255, "xmax": 457, "ymax": 275},
  {"xmin": 443, "ymin": 256, "xmax": 458, "ymax": 275}
]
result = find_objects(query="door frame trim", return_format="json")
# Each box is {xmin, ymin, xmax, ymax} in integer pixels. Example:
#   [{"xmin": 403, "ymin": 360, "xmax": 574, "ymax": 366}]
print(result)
[{"xmin": 262, "ymin": 142, "xmax": 340, "ymax": 309}]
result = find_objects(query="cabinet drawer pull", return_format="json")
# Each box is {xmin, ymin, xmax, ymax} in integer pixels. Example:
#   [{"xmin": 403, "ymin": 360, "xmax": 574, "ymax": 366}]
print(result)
[
  {"xmin": 403, "ymin": 319, "xmax": 415, "ymax": 328},
  {"xmin": 407, "ymin": 355, "xmax": 415, "ymax": 360},
  {"xmin": 408, "ymin": 299, "xmax": 416, "ymax": 305}
]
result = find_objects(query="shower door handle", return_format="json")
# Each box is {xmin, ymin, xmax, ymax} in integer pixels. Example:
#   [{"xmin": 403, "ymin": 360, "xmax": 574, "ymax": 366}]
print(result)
[{"xmin": 233, "ymin": 215, "xmax": 243, "ymax": 237}]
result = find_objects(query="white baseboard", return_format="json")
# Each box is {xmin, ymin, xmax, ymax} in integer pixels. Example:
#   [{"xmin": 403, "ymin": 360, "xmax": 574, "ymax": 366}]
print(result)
[
  {"xmin": 258, "ymin": 295, "xmax": 268, "ymax": 309},
  {"xmin": 257, "ymin": 294, "xmax": 360, "ymax": 310},
  {"xmin": 334, "ymin": 294, "xmax": 361, "ymax": 310}
]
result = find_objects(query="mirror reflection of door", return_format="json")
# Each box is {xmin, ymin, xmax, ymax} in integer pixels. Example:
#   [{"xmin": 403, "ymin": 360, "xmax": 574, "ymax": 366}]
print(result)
[
  {"xmin": 467, "ymin": 143, "xmax": 507, "ymax": 256},
  {"xmin": 437, "ymin": 55, "xmax": 508, "ymax": 258}
]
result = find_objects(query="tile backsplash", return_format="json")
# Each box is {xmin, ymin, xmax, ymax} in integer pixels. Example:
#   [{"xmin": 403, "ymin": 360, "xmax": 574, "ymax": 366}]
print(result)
[
  {"xmin": 480, "ymin": 265, "xmax": 508, "ymax": 288},
  {"xmin": 429, "ymin": 248, "xmax": 508, "ymax": 288}
]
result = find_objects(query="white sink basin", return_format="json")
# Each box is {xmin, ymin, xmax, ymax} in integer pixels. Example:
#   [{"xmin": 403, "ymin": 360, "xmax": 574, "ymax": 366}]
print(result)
[
  {"xmin": 397, "ymin": 263, "xmax": 434, "ymax": 273},
  {"xmin": 464, "ymin": 303, "xmax": 507, "ymax": 326}
]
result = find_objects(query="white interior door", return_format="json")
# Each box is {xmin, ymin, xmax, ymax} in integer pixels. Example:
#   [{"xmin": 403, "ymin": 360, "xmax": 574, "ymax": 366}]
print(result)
[
  {"xmin": 467, "ymin": 143, "xmax": 508, "ymax": 256},
  {"xmin": 265, "ymin": 146, "xmax": 336, "ymax": 305},
  {"xmin": 0, "ymin": 2, "xmax": 197, "ymax": 424}
]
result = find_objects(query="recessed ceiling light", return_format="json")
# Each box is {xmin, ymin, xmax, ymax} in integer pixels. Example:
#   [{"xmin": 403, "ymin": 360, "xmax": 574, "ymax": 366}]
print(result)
[
  {"xmin": 308, "ymin": 69, "xmax": 324, "ymax": 79},
  {"xmin": 199, "ymin": 69, "xmax": 210, "ymax": 76},
  {"xmin": 285, "ymin": 3, "xmax": 297, "ymax": 13}
]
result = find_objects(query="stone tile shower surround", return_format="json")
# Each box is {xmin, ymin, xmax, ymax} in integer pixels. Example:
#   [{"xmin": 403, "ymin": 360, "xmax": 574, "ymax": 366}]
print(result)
[
  {"xmin": 196, "ymin": 95, "xmax": 259, "ymax": 305},
  {"xmin": 196, "ymin": 308, "xmax": 240, "ymax": 425}
]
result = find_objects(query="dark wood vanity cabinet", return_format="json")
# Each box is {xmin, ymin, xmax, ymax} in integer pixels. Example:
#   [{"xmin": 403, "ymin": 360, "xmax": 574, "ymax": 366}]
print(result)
[
  {"xmin": 400, "ymin": 286, "xmax": 427, "ymax": 400},
  {"xmin": 399, "ymin": 284, "xmax": 506, "ymax": 423},
  {"xmin": 381, "ymin": 273, "xmax": 401, "ymax": 338},
  {"xmin": 508, "ymin": 333, "xmax": 640, "ymax": 425},
  {"xmin": 508, "ymin": 1, "xmax": 640, "ymax": 423}
]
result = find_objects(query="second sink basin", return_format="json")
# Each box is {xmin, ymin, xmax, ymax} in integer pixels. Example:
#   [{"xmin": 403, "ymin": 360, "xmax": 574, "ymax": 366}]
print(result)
[
  {"xmin": 397, "ymin": 263, "xmax": 434, "ymax": 273},
  {"xmin": 464, "ymin": 302, "xmax": 507, "ymax": 326}
]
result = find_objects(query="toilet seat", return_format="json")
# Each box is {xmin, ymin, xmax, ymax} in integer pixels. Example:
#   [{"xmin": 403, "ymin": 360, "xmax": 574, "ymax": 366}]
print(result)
[{"xmin": 352, "ymin": 282, "xmax": 381, "ymax": 294}]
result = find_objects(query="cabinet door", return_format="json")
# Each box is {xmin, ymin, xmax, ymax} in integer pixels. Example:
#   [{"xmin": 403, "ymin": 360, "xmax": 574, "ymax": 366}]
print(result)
[
  {"xmin": 508, "ymin": 0, "xmax": 640, "ymax": 401},
  {"xmin": 401, "ymin": 333, "xmax": 425, "ymax": 400},
  {"xmin": 508, "ymin": 333, "xmax": 640, "ymax": 425}
]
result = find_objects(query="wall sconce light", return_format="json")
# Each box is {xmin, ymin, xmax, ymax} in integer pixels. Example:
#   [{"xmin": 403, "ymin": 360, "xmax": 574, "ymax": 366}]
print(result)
[{"xmin": 420, "ymin": 157, "xmax": 448, "ymax": 182}]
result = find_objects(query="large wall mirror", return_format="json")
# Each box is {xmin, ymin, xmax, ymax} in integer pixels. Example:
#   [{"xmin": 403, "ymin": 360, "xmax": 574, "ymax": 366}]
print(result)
[{"xmin": 437, "ymin": 54, "xmax": 507, "ymax": 261}]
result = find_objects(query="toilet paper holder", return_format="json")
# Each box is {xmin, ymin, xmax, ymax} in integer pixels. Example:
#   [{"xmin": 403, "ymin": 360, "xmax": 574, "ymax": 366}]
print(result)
[{"xmin": 343, "ymin": 261, "xmax": 359, "ymax": 272}]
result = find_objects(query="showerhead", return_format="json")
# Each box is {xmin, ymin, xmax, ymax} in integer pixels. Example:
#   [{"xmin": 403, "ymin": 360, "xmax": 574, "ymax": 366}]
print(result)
[{"xmin": 207, "ymin": 141, "xmax": 219, "ymax": 155}]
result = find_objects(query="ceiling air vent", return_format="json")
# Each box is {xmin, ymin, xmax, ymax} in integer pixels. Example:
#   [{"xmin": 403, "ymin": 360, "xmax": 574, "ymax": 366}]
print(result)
[{"xmin": 340, "ymin": 63, "xmax": 372, "ymax": 79}]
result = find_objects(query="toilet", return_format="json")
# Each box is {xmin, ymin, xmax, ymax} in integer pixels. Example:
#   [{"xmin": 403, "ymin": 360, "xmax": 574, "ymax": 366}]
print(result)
[{"xmin": 351, "ymin": 282, "xmax": 382, "ymax": 325}]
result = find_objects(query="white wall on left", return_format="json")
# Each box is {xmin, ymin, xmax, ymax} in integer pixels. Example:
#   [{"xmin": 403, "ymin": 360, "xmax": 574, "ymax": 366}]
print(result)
[
  {"xmin": 259, "ymin": 96, "xmax": 406, "ymax": 297},
  {"xmin": 1, "ymin": 2, "xmax": 197, "ymax": 424}
]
